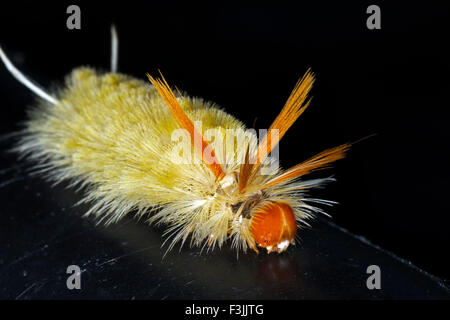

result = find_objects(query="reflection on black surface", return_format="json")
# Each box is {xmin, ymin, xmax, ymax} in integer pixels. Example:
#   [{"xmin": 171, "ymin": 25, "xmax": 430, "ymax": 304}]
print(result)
[
  {"xmin": 256, "ymin": 254, "xmax": 299, "ymax": 291},
  {"xmin": 0, "ymin": 150, "xmax": 448, "ymax": 299}
]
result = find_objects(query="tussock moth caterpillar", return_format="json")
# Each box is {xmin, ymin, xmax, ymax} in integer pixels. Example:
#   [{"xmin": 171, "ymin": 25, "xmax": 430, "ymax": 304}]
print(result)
[{"xmin": 0, "ymin": 27, "xmax": 351, "ymax": 254}]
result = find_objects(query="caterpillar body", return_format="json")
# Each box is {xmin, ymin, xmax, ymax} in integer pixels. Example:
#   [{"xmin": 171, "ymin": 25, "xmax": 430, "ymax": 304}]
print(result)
[{"xmin": 0, "ymin": 27, "xmax": 350, "ymax": 254}]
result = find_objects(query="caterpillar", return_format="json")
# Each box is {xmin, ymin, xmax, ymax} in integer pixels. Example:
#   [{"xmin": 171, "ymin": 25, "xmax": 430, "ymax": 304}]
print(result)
[{"xmin": 0, "ymin": 27, "xmax": 351, "ymax": 254}]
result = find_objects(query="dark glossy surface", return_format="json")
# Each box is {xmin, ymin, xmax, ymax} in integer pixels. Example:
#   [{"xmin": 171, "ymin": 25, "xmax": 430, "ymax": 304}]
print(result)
[{"xmin": 0, "ymin": 149, "xmax": 448, "ymax": 299}]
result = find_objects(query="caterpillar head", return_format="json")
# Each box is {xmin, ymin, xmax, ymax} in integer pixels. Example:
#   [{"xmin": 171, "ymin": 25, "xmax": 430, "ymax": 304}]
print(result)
[{"xmin": 250, "ymin": 202, "xmax": 297, "ymax": 253}]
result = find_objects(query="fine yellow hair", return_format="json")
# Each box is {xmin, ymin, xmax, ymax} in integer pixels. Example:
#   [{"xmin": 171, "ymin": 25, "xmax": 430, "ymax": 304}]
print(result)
[
  {"xmin": 15, "ymin": 68, "xmax": 254, "ymax": 250},
  {"xmin": 14, "ymin": 67, "xmax": 347, "ymax": 253}
]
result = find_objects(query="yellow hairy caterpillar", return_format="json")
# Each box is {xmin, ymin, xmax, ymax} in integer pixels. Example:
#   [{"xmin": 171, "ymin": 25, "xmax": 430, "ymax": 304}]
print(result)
[{"xmin": 0, "ymin": 27, "xmax": 351, "ymax": 254}]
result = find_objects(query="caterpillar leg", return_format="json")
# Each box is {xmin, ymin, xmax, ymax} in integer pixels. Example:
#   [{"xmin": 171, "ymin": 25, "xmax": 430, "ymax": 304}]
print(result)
[{"xmin": 0, "ymin": 44, "xmax": 58, "ymax": 104}]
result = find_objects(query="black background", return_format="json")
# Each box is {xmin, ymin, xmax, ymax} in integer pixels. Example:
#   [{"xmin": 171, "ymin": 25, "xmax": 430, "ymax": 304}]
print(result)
[{"xmin": 0, "ymin": 0, "xmax": 449, "ymax": 286}]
